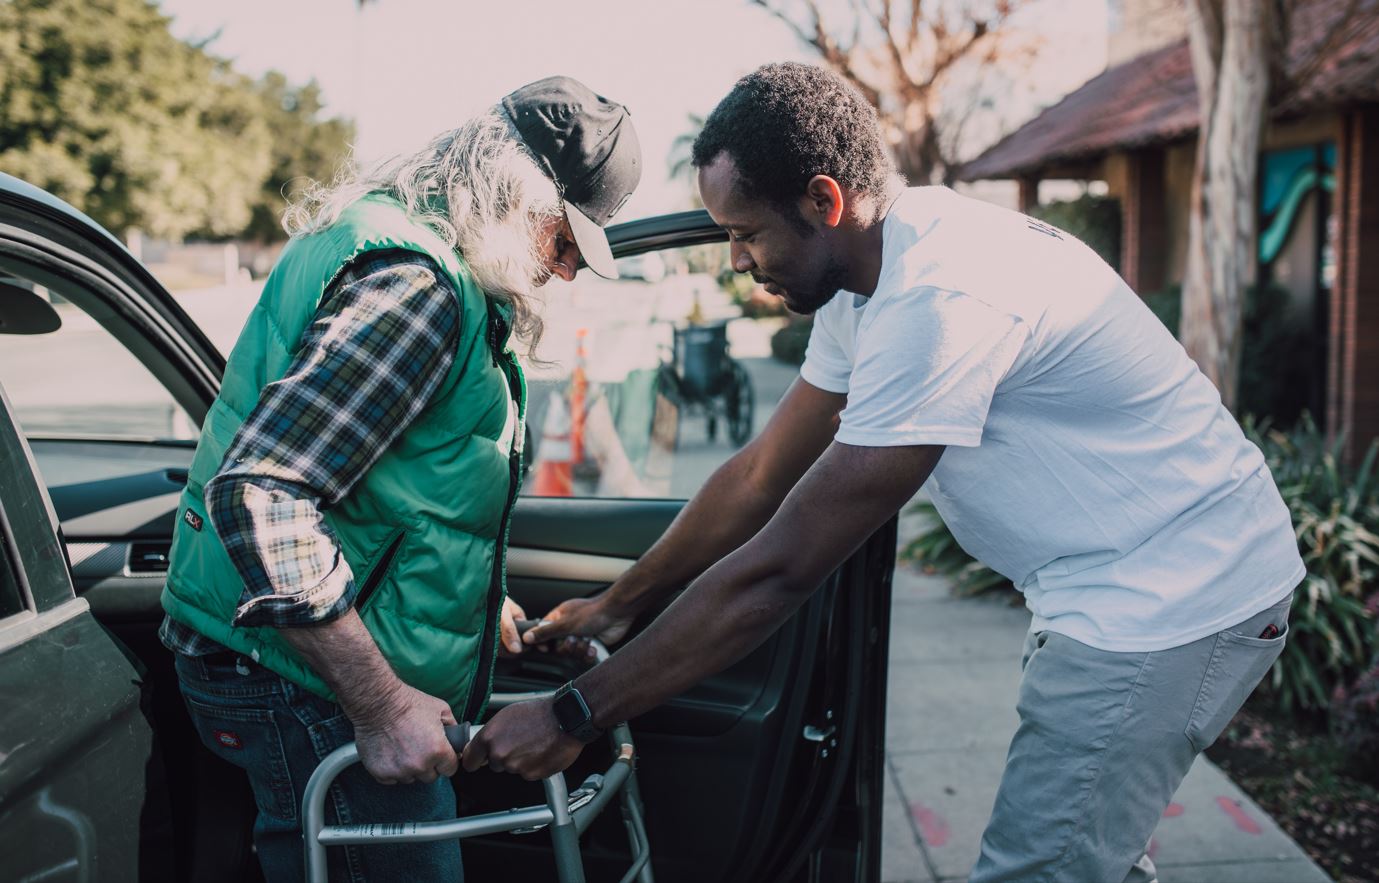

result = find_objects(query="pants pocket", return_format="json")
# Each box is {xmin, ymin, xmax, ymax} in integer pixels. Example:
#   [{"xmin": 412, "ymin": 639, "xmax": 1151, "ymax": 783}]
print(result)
[
  {"xmin": 183, "ymin": 696, "xmax": 298, "ymax": 823},
  {"xmin": 1184, "ymin": 601, "xmax": 1291, "ymax": 752}
]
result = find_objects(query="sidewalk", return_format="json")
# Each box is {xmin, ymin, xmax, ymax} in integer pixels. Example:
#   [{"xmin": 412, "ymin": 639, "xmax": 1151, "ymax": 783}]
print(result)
[{"xmin": 880, "ymin": 536, "xmax": 1332, "ymax": 883}]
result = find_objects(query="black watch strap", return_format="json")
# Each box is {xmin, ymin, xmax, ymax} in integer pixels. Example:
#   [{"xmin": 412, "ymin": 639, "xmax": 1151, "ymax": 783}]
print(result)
[{"xmin": 551, "ymin": 681, "xmax": 603, "ymax": 744}]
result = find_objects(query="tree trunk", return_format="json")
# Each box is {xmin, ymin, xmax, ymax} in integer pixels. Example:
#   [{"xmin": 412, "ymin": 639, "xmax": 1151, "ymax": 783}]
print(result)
[{"xmin": 1181, "ymin": 0, "xmax": 1273, "ymax": 412}]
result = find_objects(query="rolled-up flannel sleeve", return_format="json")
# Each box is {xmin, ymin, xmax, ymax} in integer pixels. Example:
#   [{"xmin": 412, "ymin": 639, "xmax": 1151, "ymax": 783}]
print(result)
[{"xmin": 204, "ymin": 254, "xmax": 460, "ymax": 629}]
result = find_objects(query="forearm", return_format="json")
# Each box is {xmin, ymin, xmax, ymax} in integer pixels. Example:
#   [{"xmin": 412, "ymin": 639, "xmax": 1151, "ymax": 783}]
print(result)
[
  {"xmin": 578, "ymin": 441, "xmax": 943, "ymax": 729},
  {"xmin": 577, "ymin": 543, "xmax": 808, "ymax": 728},
  {"xmin": 610, "ymin": 448, "xmax": 785, "ymax": 614},
  {"xmin": 279, "ymin": 609, "xmax": 407, "ymax": 723}
]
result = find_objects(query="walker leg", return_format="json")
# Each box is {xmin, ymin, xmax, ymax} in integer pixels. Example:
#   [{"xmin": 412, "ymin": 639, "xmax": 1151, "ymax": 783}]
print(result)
[{"xmin": 544, "ymin": 774, "xmax": 586, "ymax": 883}]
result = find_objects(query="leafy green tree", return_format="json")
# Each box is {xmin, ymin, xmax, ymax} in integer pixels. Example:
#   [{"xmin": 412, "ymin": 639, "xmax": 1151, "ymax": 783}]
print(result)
[
  {"xmin": 240, "ymin": 72, "xmax": 355, "ymax": 242},
  {"xmin": 0, "ymin": 0, "xmax": 352, "ymax": 243}
]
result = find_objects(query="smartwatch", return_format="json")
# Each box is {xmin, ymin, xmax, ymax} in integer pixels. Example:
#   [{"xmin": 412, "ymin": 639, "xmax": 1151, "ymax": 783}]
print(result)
[{"xmin": 551, "ymin": 681, "xmax": 603, "ymax": 744}]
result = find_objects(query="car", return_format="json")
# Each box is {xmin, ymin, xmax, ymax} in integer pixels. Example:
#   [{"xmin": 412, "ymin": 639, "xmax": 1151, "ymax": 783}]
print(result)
[{"xmin": 0, "ymin": 171, "xmax": 897, "ymax": 883}]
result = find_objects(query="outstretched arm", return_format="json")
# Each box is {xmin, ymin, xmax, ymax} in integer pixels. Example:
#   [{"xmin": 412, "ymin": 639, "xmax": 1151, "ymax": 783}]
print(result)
[
  {"xmin": 523, "ymin": 377, "xmax": 847, "ymax": 646},
  {"xmin": 465, "ymin": 440, "xmax": 943, "ymax": 779}
]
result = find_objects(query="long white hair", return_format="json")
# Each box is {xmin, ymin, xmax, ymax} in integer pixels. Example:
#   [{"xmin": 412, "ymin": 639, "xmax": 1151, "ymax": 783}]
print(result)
[{"xmin": 283, "ymin": 108, "xmax": 561, "ymax": 349}]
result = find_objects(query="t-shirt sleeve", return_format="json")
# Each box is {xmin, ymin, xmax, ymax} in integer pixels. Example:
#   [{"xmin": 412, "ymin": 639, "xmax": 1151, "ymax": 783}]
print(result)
[
  {"xmin": 798, "ymin": 305, "xmax": 853, "ymax": 394},
  {"xmin": 835, "ymin": 287, "xmax": 1028, "ymax": 448}
]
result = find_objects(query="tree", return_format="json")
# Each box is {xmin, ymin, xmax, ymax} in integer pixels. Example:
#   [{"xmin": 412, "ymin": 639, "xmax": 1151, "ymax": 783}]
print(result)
[
  {"xmin": 0, "ymin": 0, "xmax": 271, "ymax": 240},
  {"xmin": 0, "ymin": 0, "xmax": 353, "ymax": 243},
  {"xmin": 240, "ymin": 73, "xmax": 355, "ymax": 242},
  {"xmin": 667, "ymin": 113, "xmax": 707, "ymax": 207},
  {"xmin": 750, "ymin": 0, "xmax": 1030, "ymax": 184},
  {"xmin": 1181, "ymin": 0, "xmax": 1363, "ymax": 411}
]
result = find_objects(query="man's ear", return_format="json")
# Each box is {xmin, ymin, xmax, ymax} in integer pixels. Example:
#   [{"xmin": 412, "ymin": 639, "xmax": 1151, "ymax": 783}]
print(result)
[{"xmin": 804, "ymin": 175, "xmax": 845, "ymax": 228}]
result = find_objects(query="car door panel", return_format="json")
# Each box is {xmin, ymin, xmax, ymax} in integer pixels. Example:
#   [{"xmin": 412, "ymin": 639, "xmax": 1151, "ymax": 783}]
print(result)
[{"xmin": 0, "ymin": 387, "xmax": 163, "ymax": 883}]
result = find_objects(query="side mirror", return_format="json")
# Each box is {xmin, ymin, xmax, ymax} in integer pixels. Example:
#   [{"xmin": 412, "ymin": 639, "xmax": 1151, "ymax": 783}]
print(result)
[{"xmin": 0, "ymin": 283, "xmax": 61, "ymax": 335}]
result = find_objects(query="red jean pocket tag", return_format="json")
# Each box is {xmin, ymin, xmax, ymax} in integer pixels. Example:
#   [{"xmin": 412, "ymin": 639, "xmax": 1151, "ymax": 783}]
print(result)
[{"xmin": 214, "ymin": 729, "xmax": 243, "ymax": 750}]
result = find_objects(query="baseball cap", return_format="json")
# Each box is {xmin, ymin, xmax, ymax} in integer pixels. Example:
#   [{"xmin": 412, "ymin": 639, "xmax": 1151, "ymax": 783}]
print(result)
[{"xmin": 501, "ymin": 76, "xmax": 642, "ymax": 279}]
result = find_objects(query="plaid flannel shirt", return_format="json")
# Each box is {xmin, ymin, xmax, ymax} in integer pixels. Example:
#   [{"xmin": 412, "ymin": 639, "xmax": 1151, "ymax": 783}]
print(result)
[{"xmin": 160, "ymin": 250, "xmax": 460, "ymax": 656}]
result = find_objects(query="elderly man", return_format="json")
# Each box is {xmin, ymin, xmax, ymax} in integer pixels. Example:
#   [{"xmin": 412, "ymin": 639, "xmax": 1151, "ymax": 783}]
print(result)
[
  {"xmin": 160, "ymin": 77, "xmax": 640, "ymax": 882},
  {"xmin": 469, "ymin": 63, "xmax": 1301, "ymax": 883}
]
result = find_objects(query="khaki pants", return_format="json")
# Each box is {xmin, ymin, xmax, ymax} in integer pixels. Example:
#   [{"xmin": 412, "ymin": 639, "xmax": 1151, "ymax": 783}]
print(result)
[{"xmin": 971, "ymin": 592, "xmax": 1294, "ymax": 883}]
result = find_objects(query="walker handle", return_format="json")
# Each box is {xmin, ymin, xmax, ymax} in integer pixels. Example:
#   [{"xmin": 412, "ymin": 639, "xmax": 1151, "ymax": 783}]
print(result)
[{"xmin": 444, "ymin": 722, "xmax": 473, "ymax": 753}]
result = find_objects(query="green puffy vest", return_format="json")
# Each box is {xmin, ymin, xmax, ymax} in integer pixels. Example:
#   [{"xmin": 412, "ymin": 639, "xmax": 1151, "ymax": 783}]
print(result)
[{"xmin": 162, "ymin": 193, "xmax": 526, "ymax": 721}]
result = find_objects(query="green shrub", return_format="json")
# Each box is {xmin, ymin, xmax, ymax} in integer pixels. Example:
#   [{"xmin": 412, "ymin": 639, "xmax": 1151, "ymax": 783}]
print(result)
[
  {"xmin": 899, "ymin": 499, "xmax": 1013, "ymax": 598},
  {"xmin": 901, "ymin": 415, "xmax": 1379, "ymax": 718},
  {"xmin": 1029, "ymin": 194, "xmax": 1122, "ymax": 272},
  {"xmin": 1246, "ymin": 415, "xmax": 1379, "ymax": 715},
  {"xmin": 1142, "ymin": 282, "xmax": 1318, "ymax": 423},
  {"xmin": 770, "ymin": 317, "xmax": 813, "ymax": 365},
  {"xmin": 717, "ymin": 268, "xmax": 785, "ymax": 319},
  {"xmin": 1333, "ymin": 656, "xmax": 1379, "ymax": 780}
]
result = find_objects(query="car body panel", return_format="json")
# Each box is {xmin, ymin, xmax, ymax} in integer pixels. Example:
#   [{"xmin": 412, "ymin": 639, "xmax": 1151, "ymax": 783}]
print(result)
[{"xmin": 0, "ymin": 385, "xmax": 155, "ymax": 883}]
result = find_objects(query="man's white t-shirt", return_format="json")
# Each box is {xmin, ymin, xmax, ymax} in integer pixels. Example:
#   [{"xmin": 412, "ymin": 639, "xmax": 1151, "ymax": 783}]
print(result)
[{"xmin": 801, "ymin": 187, "xmax": 1304, "ymax": 652}]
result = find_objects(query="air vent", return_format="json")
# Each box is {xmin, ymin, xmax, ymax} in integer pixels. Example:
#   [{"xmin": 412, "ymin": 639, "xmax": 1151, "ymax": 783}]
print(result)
[{"xmin": 127, "ymin": 542, "xmax": 172, "ymax": 574}]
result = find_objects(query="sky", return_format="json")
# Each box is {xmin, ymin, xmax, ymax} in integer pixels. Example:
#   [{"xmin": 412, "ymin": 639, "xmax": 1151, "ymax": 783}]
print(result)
[{"xmin": 158, "ymin": 0, "xmax": 1108, "ymax": 219}]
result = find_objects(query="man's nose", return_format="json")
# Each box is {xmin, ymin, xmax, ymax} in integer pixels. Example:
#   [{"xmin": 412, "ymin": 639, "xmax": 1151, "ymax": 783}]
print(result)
[{"xmin": 731, "ymin": 241, "xmax": 754, "ymax": 273}]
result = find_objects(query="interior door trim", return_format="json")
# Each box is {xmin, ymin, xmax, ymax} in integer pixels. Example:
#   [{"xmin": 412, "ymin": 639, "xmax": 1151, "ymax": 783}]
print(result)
[
  {"xmin": 0, "ymin": 597, "xmax": 88, "ymax": 652},
  {"xmin": 506, "ymin": 546, "xmax": 634, "ymax": 584}
]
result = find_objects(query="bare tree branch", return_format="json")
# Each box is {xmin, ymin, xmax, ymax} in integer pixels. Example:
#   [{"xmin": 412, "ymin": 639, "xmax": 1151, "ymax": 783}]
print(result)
[{"xmin": 751, "ymin": 0, "xmax": 1036, "ymax": 183}]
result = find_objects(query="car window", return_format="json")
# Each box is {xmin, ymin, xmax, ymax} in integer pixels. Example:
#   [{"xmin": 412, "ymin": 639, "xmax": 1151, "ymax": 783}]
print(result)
[
  {"xmin": 520, "ymin": 242, "xmax": 795, "ymax": 500},
  {"xmin": 0, "ymin": 274, "xmax": 197, "ymax": 440}
]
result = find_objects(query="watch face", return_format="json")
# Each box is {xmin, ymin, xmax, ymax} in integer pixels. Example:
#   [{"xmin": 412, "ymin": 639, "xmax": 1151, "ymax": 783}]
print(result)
[{"xmin": 554, "ymin": 686, "xmax": 591, "ymax": 732}]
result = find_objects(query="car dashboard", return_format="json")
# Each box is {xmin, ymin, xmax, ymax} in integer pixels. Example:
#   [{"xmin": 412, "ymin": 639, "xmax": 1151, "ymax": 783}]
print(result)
[{"xmin": 29, "ymin": 437, "xmax": 192, "ymax": 620}]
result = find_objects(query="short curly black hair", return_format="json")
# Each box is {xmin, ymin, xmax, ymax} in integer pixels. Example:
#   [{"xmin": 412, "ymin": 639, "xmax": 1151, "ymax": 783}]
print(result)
[{"xmin": 692, "ymin": 63, "xmax": 891, "ymax": 212}]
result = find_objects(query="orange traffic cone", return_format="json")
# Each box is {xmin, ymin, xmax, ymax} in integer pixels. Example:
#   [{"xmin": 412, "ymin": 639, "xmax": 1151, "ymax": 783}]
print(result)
[
  {"xmin": 530, "ymin": 391, "xmax": 573, "ymax": 496},
  {"xmin": 571, "ymin": 329, "xmax": 588, "ymax": 465}
]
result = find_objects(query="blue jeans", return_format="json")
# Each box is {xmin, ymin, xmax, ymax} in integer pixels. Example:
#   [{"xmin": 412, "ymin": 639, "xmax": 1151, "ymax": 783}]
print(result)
[{"xmin": 175, "ymin": 652, "xmax": 464, "ymax": 883}]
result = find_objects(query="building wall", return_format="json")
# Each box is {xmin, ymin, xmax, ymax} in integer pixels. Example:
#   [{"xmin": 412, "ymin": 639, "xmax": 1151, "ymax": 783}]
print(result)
[
  {"xmin": 1334, "ymin": 104, "xmax": 1379, "ymax": 460},
  {"xmin": 1124, "ymin": 113, "xmax": 1342, "ymax": 293},
  {"xmin": 1162, "ymin": 140, "xmax": 1196, "ymax": 287}
]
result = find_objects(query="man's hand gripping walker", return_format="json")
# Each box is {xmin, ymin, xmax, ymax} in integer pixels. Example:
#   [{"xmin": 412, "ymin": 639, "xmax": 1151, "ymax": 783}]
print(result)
[{"xmin": 301, "ymin": 625, "xmax": 653, "ymax": 883}]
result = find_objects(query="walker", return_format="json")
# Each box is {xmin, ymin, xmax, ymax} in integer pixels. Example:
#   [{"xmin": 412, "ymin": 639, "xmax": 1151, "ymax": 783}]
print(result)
[{"xmin": 301, "ymin": 632, "xmax": 653, "ymax": 883}]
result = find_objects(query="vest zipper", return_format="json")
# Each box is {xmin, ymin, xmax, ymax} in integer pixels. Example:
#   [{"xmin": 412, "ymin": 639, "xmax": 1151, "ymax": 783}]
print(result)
[
  {"xmin": 462, "ymin": 322, "xmax": 524, "ymax": 723},
  {"xmin": 355, "ymin": 529, "xmax": 406, "ymax": 611}
]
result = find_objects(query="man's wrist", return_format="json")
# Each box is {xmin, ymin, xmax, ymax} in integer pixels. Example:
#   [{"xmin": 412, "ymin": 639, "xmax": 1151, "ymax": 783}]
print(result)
[
  {"xmin": 550, "ymin": 681, "xmax": 604, "ymax": 743},
  {"xmin": 605, "ymin": 572, "xmax": 658, "ymax": 618},
  {"xmin": 340, "ymin": 670, "xmax": 406, "ymax": 726}
]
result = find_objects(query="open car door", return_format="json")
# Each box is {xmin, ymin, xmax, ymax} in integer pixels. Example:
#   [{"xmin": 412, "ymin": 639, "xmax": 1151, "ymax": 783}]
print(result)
[
  {"xmin": 0, "ymin": 175, "xmax": 893, "ymax": 882},
  {"xmin": 461, "ymin": 212, "xmax": 896, "ymax": 883}
]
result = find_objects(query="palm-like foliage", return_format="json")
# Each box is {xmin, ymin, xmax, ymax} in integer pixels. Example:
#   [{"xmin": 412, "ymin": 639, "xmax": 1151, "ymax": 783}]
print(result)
[
  {"xmin": 899, "ymin": 499, "xmax": 1010, "ymax": 597},
  {"xmin": 1247, "ymin": 415, "xmax": 1379, "ymax": 714},
  {"xmin": 667, "ymin": 113, "xmax": 706, "ymax": 208},
  {"xmin": 901, "ymin": 414, "xmax": 1379, "ymax": 718}
]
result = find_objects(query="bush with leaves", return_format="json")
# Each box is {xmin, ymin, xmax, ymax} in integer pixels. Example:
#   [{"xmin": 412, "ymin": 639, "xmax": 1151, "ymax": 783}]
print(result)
[
  {"xmin": 1028, "ymin": 194, "xmax": 1122, "ymax": 272},
  {"xmin": 1246, "ymin": 415, "xmax": 1379, "ymax": 715},
  {"xmin": 770, "ymin": 316, "xmax": 813, "ymax": 365},
  {"xmin": 1144, "ymin": 282, "xmax": 1318, "ymax": 423},
  {"xmin": 0, "ymin": 0, "xmax": 352, "ymax": 243},
  {"xmin": 899, "ymin": 499, "xmax": 1012, "ymax": 598},
  {"xmin": 902, "ymin": 416, "xmax": 1379, "ymax": 701},
  {"xmin": 1332, "ymin": 646, "xmax": 1379, "ymax": 780}
]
